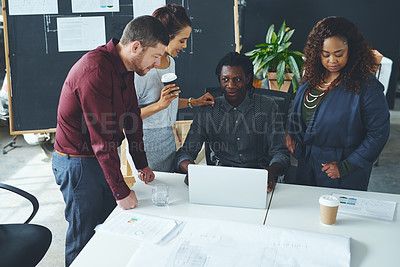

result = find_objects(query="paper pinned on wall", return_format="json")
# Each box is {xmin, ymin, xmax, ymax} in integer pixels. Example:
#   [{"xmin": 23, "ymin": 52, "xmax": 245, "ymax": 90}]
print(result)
[
  {"xmin": 71, "ymin": 0, "xmax": 120, "ymax": 13},
  {"xmin": 57, "ymin": 16, "xmax": 106, "ymax": 52},
  {"xmin": 133, "ymin": 0, "xmax": 165, "ymax": 18},
  {"xmin": 8, "ymin": 0, "xmax": 58, "ymax": 16},
  {"xmin": 332, "ymin": 193, "xmax": 397, "ymax": 221}
]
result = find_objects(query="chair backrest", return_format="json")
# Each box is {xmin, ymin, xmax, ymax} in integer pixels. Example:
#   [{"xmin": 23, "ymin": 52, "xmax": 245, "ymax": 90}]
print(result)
[
  {"xmin": 0, "ymin": 183, "xmax": 39, "ymax": 224},
  {"xmin": 205, "ymin": 87, "xmax": 291, "ymax": 127},
  {"xmin": 0, "ymin": 183, "xmax": 52, "ymax": 267},
  {"xmin": 205, "ymin": 87, "xmax": 223, "ymax": 98},
  {"xmin": 254, "ymin": 88, "xmax": 291, "ymax": 127}
]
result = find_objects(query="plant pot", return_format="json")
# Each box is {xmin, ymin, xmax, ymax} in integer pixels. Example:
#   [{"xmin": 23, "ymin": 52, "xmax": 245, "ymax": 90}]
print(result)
[
  {"xmin": 253, "ymin": 69, "xmax": 269, "ymax": 89},
  {"xmin": 267, "ymin": 72, "xmax": 293, "ymax": 92}
]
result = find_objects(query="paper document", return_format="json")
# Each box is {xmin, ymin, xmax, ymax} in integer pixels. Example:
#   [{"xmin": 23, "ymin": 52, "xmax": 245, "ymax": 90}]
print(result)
[
  {"xmin": 8, "ymin": 0, "xmax": 58, "ymax": 15},
  {"xmin": 97, "ymin": 211, "xmax": 183, "ymax": 244},
  {"xmin": 332, "ymin": 193, "xmax": 397, "ymax": 221},
  {"xmin": 127, "ymin": 218, "xmax": 350, "ymax": 267},
  {"xmin": 133, "ymin": 0, "xmax": 165, "ymax": 17},
  {"xmin": 71, "ymin": 0, "xmax": 120, "ymax": 13},
  {"xmin": 57, "ymin": 16, "xmax": 106, "ymax": 52}
]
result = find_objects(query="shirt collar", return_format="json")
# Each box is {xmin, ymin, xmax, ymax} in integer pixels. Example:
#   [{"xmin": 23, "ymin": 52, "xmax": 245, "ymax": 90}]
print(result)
[
  {"xmin": 221, "ymin": 90, "xmax": 252, "ymax": 112},
  {"xmin": 106, "ymin": 38, "xmax": 130, "ymax": 75}
]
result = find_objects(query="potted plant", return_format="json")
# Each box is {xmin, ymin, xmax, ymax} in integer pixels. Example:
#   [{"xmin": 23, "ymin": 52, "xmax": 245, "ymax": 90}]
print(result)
[{"xmin": 245, "ymin": 20, "xmax": 304, "ymax": 92}]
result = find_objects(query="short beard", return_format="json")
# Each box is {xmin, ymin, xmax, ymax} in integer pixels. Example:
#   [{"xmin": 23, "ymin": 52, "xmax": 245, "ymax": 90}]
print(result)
[
  {"xmin": 131, "ymin": 50, "xmax": 146, "ymax": 76},
  {"xmin": 135, "ymin": 68, "xmax": 147, "ymax": 76}
]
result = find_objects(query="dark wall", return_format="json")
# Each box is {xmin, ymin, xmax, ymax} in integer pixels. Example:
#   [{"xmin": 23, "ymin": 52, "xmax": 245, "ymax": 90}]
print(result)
[
  {"xmin": 169, "ymin": 0, "xmax": 235, "ymax": 120},
  {"xmin": 5, "ymin": 0, "xmax": 133, "ymax": 132},
  {"xmin": 5, "ymin": 0, "xmax": 234, "ymax": 131},
  {"xmin": 242, "ymin": 0, "xmax": 400, "ymax": 109}
]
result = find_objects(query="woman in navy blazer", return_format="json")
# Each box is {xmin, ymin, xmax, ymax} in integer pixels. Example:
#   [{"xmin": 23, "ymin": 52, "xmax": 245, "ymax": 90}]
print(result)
[{"xmin": 286, "ymin": 17, "xmax": 390, "ymax": 190}]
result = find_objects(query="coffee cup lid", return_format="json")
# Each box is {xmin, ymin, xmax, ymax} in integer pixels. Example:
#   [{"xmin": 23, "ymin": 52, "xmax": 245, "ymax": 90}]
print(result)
[
  {"xmin": 319, "ymin": 195, "xmax": 339, "ymax": 207},
  {"xmin": 161, "ymin": 73, "xmax": 177, "ymax": 83}
]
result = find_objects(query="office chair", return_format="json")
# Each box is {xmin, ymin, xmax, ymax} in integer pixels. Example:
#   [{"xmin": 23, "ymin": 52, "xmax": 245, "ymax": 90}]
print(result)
[
  {"xmin": 0, "ymin": 183, "xmax": 52, "ymax": 267},
  {"xmin": 206, "ymin": 87, "xmax": 291, "ymax": 126}
]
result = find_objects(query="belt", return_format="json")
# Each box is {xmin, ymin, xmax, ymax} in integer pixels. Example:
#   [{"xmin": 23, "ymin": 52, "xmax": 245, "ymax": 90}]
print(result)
[{"xmin": 55, "ymin": 150, "xmax": 95, "ymax": 158}]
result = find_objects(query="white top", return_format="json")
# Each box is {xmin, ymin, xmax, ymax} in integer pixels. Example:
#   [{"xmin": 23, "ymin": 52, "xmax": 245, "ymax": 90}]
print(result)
[{"xmin": 134, "ymin": 56, "xmax": 178, "ymax": 129}]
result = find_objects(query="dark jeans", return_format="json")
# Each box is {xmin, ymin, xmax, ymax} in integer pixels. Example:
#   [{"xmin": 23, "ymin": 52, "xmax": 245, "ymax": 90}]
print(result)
[{"xmin": 52, "ymin": 152, "xmax": 116, "ymax": 266}]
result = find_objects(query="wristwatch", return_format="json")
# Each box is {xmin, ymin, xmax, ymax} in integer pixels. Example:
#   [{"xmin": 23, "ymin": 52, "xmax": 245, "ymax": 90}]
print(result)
[{"xmin": 188, "ymin": 97, "xmax": 193, "ymax": 109}]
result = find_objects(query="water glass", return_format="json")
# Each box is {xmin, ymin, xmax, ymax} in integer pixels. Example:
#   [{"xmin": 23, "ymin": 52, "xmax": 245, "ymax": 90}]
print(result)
[{"xmin": 152, "ymin": 184, "xmax": 169, "ymax": 206}]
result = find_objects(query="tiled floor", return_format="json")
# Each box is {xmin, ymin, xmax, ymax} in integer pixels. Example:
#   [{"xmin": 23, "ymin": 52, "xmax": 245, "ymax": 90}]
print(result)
[{"xmin": 0, "ymin": 109, "xmax": 399, "ymax": 267}]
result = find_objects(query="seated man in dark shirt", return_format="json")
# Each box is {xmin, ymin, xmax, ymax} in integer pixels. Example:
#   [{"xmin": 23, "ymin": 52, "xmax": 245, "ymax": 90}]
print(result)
[{"xmin": 176, "ymin": 52, "xmax": 290, "ymax": 191}]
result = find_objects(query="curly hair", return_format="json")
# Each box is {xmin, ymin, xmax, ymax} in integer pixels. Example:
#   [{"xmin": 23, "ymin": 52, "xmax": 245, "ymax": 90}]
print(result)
[
  {"xmin": 152, "ymin": 4, "xmax": 192, "ymax": 40},
  {"xmin": 302, "ymin": 16, "xmax": 378, "ymax": 94},
  {"xmin": 215, "ymin": 52, "xmax": 254, "ymax": 90}
]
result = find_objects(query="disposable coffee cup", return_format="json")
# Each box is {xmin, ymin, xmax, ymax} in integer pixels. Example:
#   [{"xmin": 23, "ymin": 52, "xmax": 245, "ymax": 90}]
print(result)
[
  {"xmin": 161, "ymin": 73, "xmax": 177, "ymax": 86},
  {"xmin": 319, "ymin": 195, "xmax": 339, "ymax": 225}
]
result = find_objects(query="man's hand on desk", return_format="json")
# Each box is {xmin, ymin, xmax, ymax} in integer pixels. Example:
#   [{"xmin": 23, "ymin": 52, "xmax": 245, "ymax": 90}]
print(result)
[
  {"xmin": 179, "ymin": 160, "xmax": 193, "ymax": 186},
  {"xmin": 179, "ymin": 160, "xmax": 192, "ymax": 174},
  {"xmin": 138, "ymin": 166, "xmax": 155, "ymax": 184},
  {"xmin": 116, "ymin": 190, "xmax": 138, "ymax": 210},
  {"xmin": 266, "ymin": 162, "xmax": 284, "ymax": 193}
]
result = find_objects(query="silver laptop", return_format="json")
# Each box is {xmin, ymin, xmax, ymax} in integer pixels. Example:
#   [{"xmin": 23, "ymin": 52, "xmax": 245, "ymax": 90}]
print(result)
[{"xmin": 188, "ymin": 165, "xmax": 268, "ymax": 209}]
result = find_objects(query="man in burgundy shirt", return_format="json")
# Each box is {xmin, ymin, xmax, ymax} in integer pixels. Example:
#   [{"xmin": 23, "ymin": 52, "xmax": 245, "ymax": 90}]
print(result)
[{"xmin": 52, "ymin": 16, "xmax": 169, "ymax": 266}]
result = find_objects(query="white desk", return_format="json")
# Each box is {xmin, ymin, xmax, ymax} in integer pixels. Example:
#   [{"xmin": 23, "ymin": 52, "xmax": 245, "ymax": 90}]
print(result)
[
  {"xmin": 71, "ymin": 172, "xmax": 270, "ymax": 266},
  {"xmin": 266, "ymin": 184, "xmax": 400, "ymax": 267},
  {"xmin": 72, "ymin": 173, "xmax": 399, "ymax": 267},
  {"xmin": 130, "ymin": 172, "xmax": 269, "ymax": 224}
]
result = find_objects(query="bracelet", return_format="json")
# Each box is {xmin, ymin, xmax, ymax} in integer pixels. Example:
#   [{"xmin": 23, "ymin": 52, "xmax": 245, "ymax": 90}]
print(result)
[{"xmin": 188, "ymin": 97, "xmax": 193, "ymax": 109}]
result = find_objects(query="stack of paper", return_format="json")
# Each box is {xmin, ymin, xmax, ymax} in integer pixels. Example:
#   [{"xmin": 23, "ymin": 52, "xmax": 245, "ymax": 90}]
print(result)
[
  {"xmin": 332, "ymin": 193, "xmax": 397, "ymax": 221},
  {"xmin": 127, "ymin": 218, "xmax": 350, "ymax": 267},
  {"xmin": 97, "ymin": 211, "xmax": 184, "ymax": 244}
]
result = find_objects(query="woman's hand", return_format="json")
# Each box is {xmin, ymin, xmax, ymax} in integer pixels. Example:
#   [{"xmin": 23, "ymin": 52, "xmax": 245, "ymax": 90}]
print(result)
[
  {"xmin": 158, "ymin": 84, "xmax": 180, "ymax": 110},
  {"xmin": 286, "ymin": 134, "xmax": 296, "ymax": 154},
  {"xmin": 321, "ymin": 162, "xmax": 340, "ymax": 179},
  {"xmin": 193, "ymin": 92, "xmax": 215, "ymax": 107}
]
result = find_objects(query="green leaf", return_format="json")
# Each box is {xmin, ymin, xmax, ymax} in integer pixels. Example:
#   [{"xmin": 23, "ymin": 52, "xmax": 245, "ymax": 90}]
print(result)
[
  {"xmin": 255, "ymin": 43, "xmax": 269, "ymax": 48},
  {"xmin": 293, "ymin": 54, "xmax": 304, "ymax": 69},
  {"xmin": 244, "ymin": 49, "xmax": 259, "ymax": 57},
  {"xmin": 261, "ymin": 54, "xmax": 276, "ymax": 70},
  {"xmin": 276, "ymin": 20, "xmax": 286, "ymax": 44},
  {"xmin": 276, "ymin": 61, "xmax": 286, "ymax": 89},
  {"xmin": 277, "ymin": 42, "xmax": 291, "ymax": 53},
  {"xmin": 288, "ymin": 55, "xmax": 301, "ymax": 79},
  {"xmin": 271, "ymin": 32, "xmax": 277, "ymax": 43},
  {"xmin": 265, "ymin": 24, "xmax": 275, "ymax": 43},
  {"xmin": 291, "ymin": 75, "xmax": 298, "ymax": 93},
  {"xmin": 263, "ymin": 62, "xmax": 270, "ymax": 79},
  {"xmin": 290, "ymin": 50, "xmax": 304, "ymax": 57},
  {"xmin": 283, "ymin": 29, "xmax": 295, "ymax": 43},
  {"xmin": 253, "ymin": 55, "xmax": 264, "ymax": 74}
]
